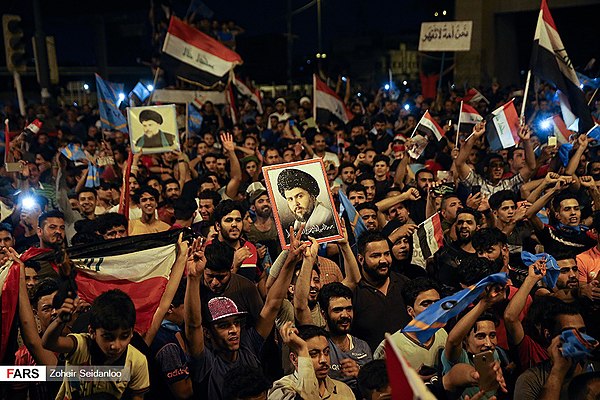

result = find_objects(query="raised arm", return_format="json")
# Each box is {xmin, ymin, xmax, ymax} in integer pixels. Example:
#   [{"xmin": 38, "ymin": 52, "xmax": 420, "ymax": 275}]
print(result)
[
  {"xmin": 337, "ymin": 221, "xmax": 361, "ymax": 290},
  {"xmin": 221, "ymin": 132, "xmax": 242, "ymax": 200},
  {"xmin": 455, "ymin": 121, "xmax": 486, "ymax": 181},
  {"xmin": 257, "ymin": 227, "xmax": 307, "ymax": 339},
  {"xmin": 14, "ymin": 249, "xmax": 58, "ymax": 365},
  {"xmin": 517, "ymin": 124, "xmax": 536, "ymax": 182},
  {"xmin": 41, "ymin": 296, "xmax": 80, "ymax": 354},
  {"xmin": 293, "ymin": 237, "xmax": 319, "ymax": 325},
  {"xmin": 184, "ymin": 238, "xmax": 206, "ymax": 358},
  {"xmin": 444, "ymin": 284, "xmax": 506, "ymax": 364},
  {"xmin": 579, "ymin": 176, "xmax": 600, "ymax": 212},
  {"xmin": 504, "ymin": 260, "xmax": 545, "ymax": 345},
  {"xmin": 144, "ymin": 236, "xmax": 189, "ymax": 346},
  {"xmin": 565, "ymin": 134, "xmax": 588, "ymax": 177}
]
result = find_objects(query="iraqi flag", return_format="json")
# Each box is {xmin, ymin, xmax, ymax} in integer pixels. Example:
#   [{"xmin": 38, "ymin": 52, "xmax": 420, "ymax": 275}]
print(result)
[
  {"xmin": 385, "ymin": 334, "xmax": 437, "ymax": 400},
  {"xmin": 486, "ymin": 99, "xmax": 520, "ymax": 151},
  {"xmin": 456, "ymin": 88, "xmax": 489, "ymax": 104},
  {"xmin": 547, "ymin": 114, "xmax": 571, "ymax": 144},
  {"xmin": 411, "ymin": 213, "xmax": 444, "ymax": 268},
  {"xmin": 313, "ymin": 74, "xmax": 353, "ymax": 124},
  {"xmin": 458, "ymin": 101, "xmax": 483, "ymax": 134},
  {"xmin": 530, "ymin": 0, "xmax": 593, "ymax": 132},
  {"xmin": 413, "ymin": 110, "xmax": 445, "ymax": 141},
  {"xmin": 0, "ymin": 258, "xmax": 19, "ymax": 362},
  {"xmin": 233, "ymin": 76, "xmax": 264, "ymax": 114},
  {"xmin": 31, "ymin": 230, "xmax": 181, "ymax": 334},
  {"xmin": 161, "ymin": 17, "xmax": 242, "ymax": 88}
]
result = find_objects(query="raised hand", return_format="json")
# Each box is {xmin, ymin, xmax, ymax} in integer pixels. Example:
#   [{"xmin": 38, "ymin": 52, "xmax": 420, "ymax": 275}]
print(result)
[
  {"xmin": 580, "ymin": 175, "xmax": 596, "ymax": 188},
  {"xmin": 544, "ymin": 172, "xmax": 560, "ymax": 185},
  {"xmin": 466, "ymin": 192, "xmax": 483, "ymax": 210},
  {"xmin": 402, "ymin": 187, "xmax": 421, "ymax": 201},
  {"xmin": 472, "ymin": 121, "xmax": 487, "ymax": 139},
  {"xmin": 527, "ymin": 258, "xmax": 546, "ymax": 282},
  {"xmin": 288, "ymin": 225, "xmax": 308, "ymax": 263},
  {"xmin": 220, "ymin": 131, "xmax": 236, "ymax": 154},
  {"xmin": 186, "ymin": 237, "xmax": 207, "ymax": 278},
  {"xmin": 517, "ymin": 124, "xmax": 532, "ymax": 141},
  {"xmin": 279, "ymin": 321, "xmax": 307, "ymax": 354},
  {"xmin": 578, "ymin": 133, "xmax": 590, "ymax": 149},
  {"xmin": 303, "ymin": 237, "xmax": 319, "ymax": 262}
]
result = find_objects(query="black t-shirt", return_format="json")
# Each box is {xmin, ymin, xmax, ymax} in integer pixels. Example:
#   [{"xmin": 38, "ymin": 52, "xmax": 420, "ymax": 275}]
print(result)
[{"xmin": 535, "ymin": 224, "xmax": 596, "ymax": 260}]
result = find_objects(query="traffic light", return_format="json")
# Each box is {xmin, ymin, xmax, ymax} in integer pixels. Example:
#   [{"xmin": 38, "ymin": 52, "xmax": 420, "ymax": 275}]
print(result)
[{"xmin": 2, "ymin": 15, "xmax": 26, "ymax": 73}]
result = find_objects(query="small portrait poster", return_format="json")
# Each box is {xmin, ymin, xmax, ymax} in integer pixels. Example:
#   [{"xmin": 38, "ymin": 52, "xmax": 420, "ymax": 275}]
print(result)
[
  {"xmin": 128, "ymin": 105, "xmax": 180, "ymax": 154},
  {"xmin": 263, "ymin": 158, "xmax": 343, "ymax": 249}
]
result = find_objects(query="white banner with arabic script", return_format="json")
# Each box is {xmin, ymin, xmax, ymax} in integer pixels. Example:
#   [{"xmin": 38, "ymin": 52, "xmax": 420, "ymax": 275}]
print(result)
[{"xmin": 419, "ymin": 21, "xmax": 472, "ymax": 52}]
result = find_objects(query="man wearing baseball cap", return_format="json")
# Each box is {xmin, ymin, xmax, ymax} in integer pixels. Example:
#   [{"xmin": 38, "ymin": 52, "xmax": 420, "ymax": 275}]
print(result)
[
  {"xmin": 135, "ymin": 108, "xmax": 177, "ymax": 149},
  {"xmin": 184, "ymin": 229, "xmax": 308, "ymax": 399}
]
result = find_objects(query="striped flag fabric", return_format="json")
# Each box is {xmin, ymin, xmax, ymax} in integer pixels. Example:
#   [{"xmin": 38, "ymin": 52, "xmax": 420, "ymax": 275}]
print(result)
[
  {"xmin": 385, "ymin": 333, "xmax": 437, "ymax": 400},
  {"xmin": 85, "ymin": 164, "xmax": 100, "ymax": 188},
  {"xmin": 129, "ymin": 82, "xmax": 151, "ymax": 103},
  {"xmin": 161, "ymin": 17, "xmax": 242, "ymax": 88},
  {"xmin": 577, "ymin": 72, "xmax": 600, "ymax": 90},
  {"xmin": 95, "ymin": 74, "xmax": 128, "ymax": 132},
  {"xmin": 411, "ymin": 213, "xmax": 444, "ymax": 268},
  {"xmin": 0, "ymin": 258, "xmax": 19, "ymax": 362},
  {"xmin": 458, "ymin": 101, "xmax": 483, "ymax": 134},
  {"xmin": 530, "ymin": 0, "xmax": 593, "ymax": 133},
  {"xmin": 313, "ymin": 74, "xmax": 353, "ymax": 124},
  {"xmin": 338, "ymin": 191, "xmax": 367, "ymax": 240},
  {"xmin": 403, "ymin": 272, "xmax": 509, "ymax": 343},
  {"xmin": 486, "ymin": 99, "xmax": 520, "ymax": 151},
  {"xmin": 457, "ymin": 88, "xmax": 489, "ymax": 104},
  {"xmin": 548, "ymin": 115, "xmax": 571, "ymax": 144},
  {"xmin": 31, "ymin": 230, "xmax": 181, "ymax": 334},
  {"xmin": 413, "ymin": 110, "xmax": 445, "ymax": 141},
  {"xmin": 226, "ymin": 85, "xmax": 238, "ymax": 125},
  {"xmin": 233, "ymin": 76, "xmax": 264, "ymax": 114}
]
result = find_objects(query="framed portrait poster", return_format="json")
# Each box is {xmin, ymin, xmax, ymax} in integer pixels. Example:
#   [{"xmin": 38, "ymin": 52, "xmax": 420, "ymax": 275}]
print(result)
[
  {"xmin": 128, "ymin": 105, "xmax": 180, "ymax": 154},
  {"xmin": 263, "ymin": 158, "xmax": 343, "ymax": 249}
]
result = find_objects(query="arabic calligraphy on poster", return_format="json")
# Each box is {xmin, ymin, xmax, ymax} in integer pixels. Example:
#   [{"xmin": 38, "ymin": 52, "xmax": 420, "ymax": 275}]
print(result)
[{"xmin": 418, "ymin": 21, "xmax": 473, "ymax": 52}]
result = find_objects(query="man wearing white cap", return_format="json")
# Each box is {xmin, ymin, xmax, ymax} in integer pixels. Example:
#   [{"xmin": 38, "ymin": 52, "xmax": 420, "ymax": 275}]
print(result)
[
  {"xmin": 268, "ymin": 97, "xmax": 291, "ymax": 129},
  {"xmin": 185, "ymin": 230, "xmax": 308, "ymax": 400}
]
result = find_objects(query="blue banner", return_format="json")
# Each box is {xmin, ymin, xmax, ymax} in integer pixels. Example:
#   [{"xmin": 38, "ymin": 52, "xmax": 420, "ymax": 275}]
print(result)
[
  {"xmin": 338, "ymin": 191, "xmax": 367, "ymax": 240},
  {"xmin": 403, "ymin": 273, "xmax": 509, "ymax": 343},
  {"xmin": 188, "ymin": 102, "xmax": 203, "ymax": 133},
  {"xmin": 95, "ymin": 74, "xmax": 128, "ymax": 132}
]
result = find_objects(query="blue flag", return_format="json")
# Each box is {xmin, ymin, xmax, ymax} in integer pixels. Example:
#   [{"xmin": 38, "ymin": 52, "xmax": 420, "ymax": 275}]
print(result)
[
  {"xmin": 86, "ymin": 164, "xmax": 100, "ymax": 188},
  {"xmin": 60, "ymin": 143, "xmax": 87, "ymax": 161},
  {"xmin": 129, "ymin": 82, "xmax": 150, "ymax": 103},
  {"xmin": 560, "ymin": 329, "xmax": 598, "ymax": 362},
  {"xmin": 338, "ymin": 191, "xmax": 367, "ymax": 240},
  {"xmin": 577, "ymin": 72, "xmax": 600, "ymax": 89},
  {"xmin": 95, "ymin": 74, "xmax": 128, "ymax": 132},
  {"xmin": 403, "ymin": 273, "xmax": 509, "ymax": 343},
  {"xmin": 521, "ymin": 251, "xmax": 559, "ymax": 289},
  {"xmin": 188, "ymin": 103, "xmax": 203, "ymax": 133},
  {"xmin": 586, "ymin": 125, "xmax": 600, "ymax": 142}
]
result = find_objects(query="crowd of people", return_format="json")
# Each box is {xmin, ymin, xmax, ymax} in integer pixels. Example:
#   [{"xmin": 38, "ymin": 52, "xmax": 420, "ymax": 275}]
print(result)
[{"xmin": 1, "ymin": 74, "xmax": 600, "ymax": 400}]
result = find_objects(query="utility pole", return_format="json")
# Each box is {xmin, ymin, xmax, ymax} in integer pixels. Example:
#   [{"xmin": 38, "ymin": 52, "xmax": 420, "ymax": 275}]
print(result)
[
  {"xmin": 286, "ymin": 0, "xmax": 293, "ymax": 90},
  {"xmin": 32, "ymin": 0, "xmax": 51, "ymax": 103}
]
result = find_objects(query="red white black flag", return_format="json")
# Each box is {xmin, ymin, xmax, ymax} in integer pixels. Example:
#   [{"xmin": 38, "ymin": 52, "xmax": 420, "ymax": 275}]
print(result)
[
  {"xmin": 313, "ymin": 74, "xmax": 353, "ymax": 124},
  {"xmin": 413, "ymin": 110, "xmax": 445, "ymax": 141},
  {"xmin": 161, "ymin": 17, "xmax": 242, "ymax": 88},
  {"xmin": 530, "ymin": 0, "xmax": 593, "ymax": 132},
  {"xmin": 458, "ymin": 101, "xmax": 483, "ymax": 134}
]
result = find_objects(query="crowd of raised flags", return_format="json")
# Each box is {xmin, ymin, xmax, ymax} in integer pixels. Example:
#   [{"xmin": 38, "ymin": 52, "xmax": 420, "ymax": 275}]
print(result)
[{"xmin": 2, "ymin": 0, "xmax": 600, "ymax": 399}]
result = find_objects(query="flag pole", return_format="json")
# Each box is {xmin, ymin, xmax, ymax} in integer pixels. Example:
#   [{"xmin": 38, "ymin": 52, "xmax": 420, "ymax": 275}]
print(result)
[
  {"xmin": 520, "ymin": 70, "xmax": 532, "ymax": 118},
  {"xmin": 588, "ymin": 87, "xmax": 599, "ymax": 106},
  {"xmin": 456, "ymin": 101, "xmax": 463, "ymax": 148},
  {"xmin": 185, "ymin": 102, "xmax": 190, "ymax": 147},
  {"xmin": 410, "ymin": 112, "xmax": 426, "ymax": 138},
  {"xmin": 146, "ymin": 67, "xmax": 161, "ymax": 106}
]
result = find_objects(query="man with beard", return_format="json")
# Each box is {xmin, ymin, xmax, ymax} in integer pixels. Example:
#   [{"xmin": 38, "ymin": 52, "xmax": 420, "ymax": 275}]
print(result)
[
  {"xmin": 77, "ymin": 188, "xmax": 98, "ymax": 220},
  {"xmin": 158, "ymin": 178, "xmax": 181, "ymax": 225},
  {"xmin": 440, "ymin": 194, "xmax": 463, "ymax": 235},
  {"xmin": 433, "ymin": 208, "xmax": 481, "ymax": 294},
  {"xmin": 318, "ymin": 282, "xmax": 372, "ymax": 395},
  {"xmin": 455, "ymin": 121, "xmax": 535, "ymax": 197},
  {"xmin": 357, "ymin": 175, "xmax": 376, "ymax": 203},
  {"xmin": 247, "ymin": 188, "xmax": 281, "ymax": 261},
  {"xmin": 346, "ymin": 184, "xmax": 367, "ymax": 207},
  {"xmin": 212, "ymin": 200, "xmax": 261, "ymax": 284},
  {"xmin": 352, "ymin": 232, "xmax": 411, "ymax": 351},
  {"xmin": 19, "ymin": 210, "xmax": 66, "ymax": 279},
  {"xmin": 277, "ymin": 168, "xmax": 337, "ymax": 240},
  {"xmin": 473, "ymin": 227, "xmax": 525, "ymax": 285},
  {"xmin": 128, "ymin": 186, "xmax": 170, "ymax": 235}
]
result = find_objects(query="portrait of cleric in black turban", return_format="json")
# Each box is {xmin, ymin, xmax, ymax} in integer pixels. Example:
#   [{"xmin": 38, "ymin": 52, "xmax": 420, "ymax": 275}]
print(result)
[
  {"xmin": 128, "ymin": 104, "xmax": 180, "ymax": 154},
  {"xmin": 263, "ymin": 159, "xmax": 342, "ymax": 249}
]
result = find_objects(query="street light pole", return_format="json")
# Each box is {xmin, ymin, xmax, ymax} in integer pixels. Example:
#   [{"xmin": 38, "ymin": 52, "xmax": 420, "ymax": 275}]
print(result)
[
  {"xmin": 317, "ymin": 0, "xmax": 322, "ymax": 54},
  {"xmin": 32, "ymin": 0, "xmax": 51, "ymax": 103}
]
